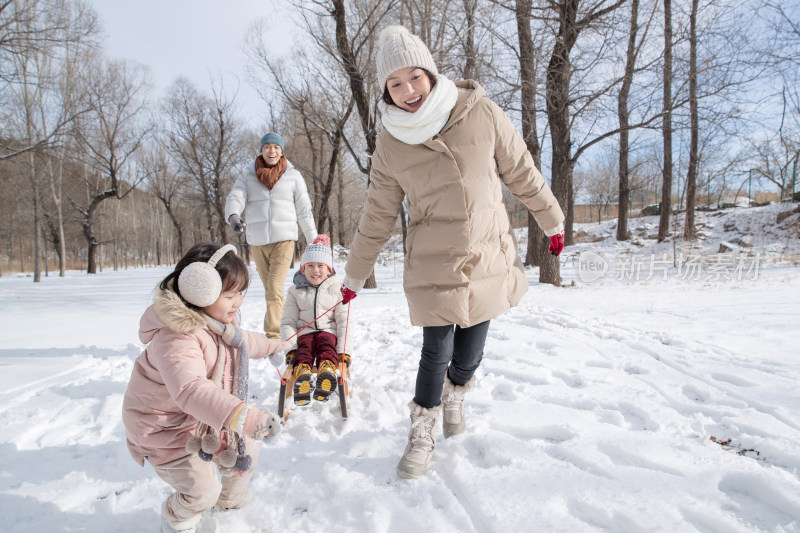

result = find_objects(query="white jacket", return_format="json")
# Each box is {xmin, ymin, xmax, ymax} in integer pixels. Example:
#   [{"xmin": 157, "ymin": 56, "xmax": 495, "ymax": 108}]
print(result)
[
  {"xmin": 281, "ymin": 270, "xmax": 353, "ymax": 355},
  {"xmin": 225, "ymin": 160, "xmax": 317, "ymax": 246}
]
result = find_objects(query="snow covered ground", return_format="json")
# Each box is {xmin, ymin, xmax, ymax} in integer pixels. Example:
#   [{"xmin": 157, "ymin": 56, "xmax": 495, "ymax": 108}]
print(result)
[{"xmin": 1, "ymin": 203, "xmax": 799, "ymax": 532}]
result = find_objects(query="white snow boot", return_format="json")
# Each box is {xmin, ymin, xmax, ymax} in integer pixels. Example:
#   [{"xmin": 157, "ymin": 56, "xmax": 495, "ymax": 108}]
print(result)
[
  {"xmin": 441, "ymin": 374, "xmax": 475, "ymax": 439},
  {"xmin": 160, "ymin": 504, "xmax": 202, "ymax": 533},
  {"xmin": 160, "ymin": 515, "xmax": 200, "ymax": 533},
  {"xmin": 397, "ymin": 400, "xmax": 441, "ymax": 479}
]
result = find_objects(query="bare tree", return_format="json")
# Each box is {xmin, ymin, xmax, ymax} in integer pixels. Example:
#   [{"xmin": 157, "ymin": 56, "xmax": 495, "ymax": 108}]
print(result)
[
  {"xmin": 514, "ymin": 0, "xmax": 548, "ymax": 267},
  {"xmin": 141, "ymin": 142, "xmax": 188, "ymax": 255},
  {"xmin": 543, "ymin": 0, "xmax": 626, "ymax": 285},
  {"xmin": 288, "ymin": 0, "xmax": 396, "ymax": 287},
  {"xmin": 616, "ymin": 0, "xmax": 657, "ymax": 240},
  {"xmin": 615, "ymin": 0, "xmax": 638, "ymax": 241},
  {"xmin": 2, "ymin": 0, "xmax": 97, "ymax": 280},
  {"xmin": 73, "ymin": 57, "xmax": 153, "ymax": 273},
  {"xmin": 0, "ymin": 0, "xmax": 97, "ymax": 162},
  {"xmin": 750, "ymin": 91, "xmax": 800, "ymax": 199},
  {"xmin": 657, "ymin": 0, "xmax": 674, "ymax": 241},
  {"xmin": 161, "ymin": 76, "xmax": 248, "ymax": 245},
  {"xmin": 462, "ymin": 0, "xmax": 479, "ymax": 79},
  {"xmin": 682, "ymin": 0, "xmax": 699, "ymax": 239}
]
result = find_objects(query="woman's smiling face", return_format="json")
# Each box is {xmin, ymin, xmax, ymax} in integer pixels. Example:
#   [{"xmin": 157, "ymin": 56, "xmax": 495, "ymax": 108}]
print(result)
[{"xmin": 386, "ymin": 67, "xmax": 432, "ymax": 113}]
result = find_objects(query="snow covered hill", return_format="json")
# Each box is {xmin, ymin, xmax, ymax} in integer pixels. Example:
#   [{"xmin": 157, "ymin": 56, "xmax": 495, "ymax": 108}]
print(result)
[{"xmin": 1, "ymin": 203, "xmax": 799, "ymax": 532}]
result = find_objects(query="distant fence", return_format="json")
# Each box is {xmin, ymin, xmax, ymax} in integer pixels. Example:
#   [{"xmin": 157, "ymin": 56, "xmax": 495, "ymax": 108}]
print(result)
[
  {"xmin": 508, "ymin": 202, "xmax": 648, "ymax": 227},
  {"xmin": 507, "ymin": 192, "xmax": 781, "ymax": 228}
]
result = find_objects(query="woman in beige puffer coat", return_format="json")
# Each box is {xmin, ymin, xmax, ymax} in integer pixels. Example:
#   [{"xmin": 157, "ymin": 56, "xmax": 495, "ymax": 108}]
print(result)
[{"xmin": 341, "ymin": 26, "xmax": 566, "ymax": 480}]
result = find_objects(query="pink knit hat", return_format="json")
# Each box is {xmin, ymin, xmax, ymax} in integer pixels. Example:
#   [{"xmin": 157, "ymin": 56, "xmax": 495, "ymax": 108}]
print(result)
[{"xmin": 301, "ymin": 234, "xmax": 333, "ymax": 272}]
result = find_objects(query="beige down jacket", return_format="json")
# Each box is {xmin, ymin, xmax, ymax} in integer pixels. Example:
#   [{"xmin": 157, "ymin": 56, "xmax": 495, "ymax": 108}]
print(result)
[
  {"xmin": 281, "ymin": 270, "xmax": 353, "ymax": 355},
  {"xmin": 122, "ymin": 287, "xmax": 282, "ymax": 466},
  {"xmin": 345, "ymin": 80, "xmax": 565, "ymax": 328}
]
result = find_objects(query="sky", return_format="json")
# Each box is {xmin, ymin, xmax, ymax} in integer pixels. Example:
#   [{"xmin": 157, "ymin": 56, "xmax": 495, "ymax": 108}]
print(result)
[
  {"xmin": 86, "ymin": 0, "xmax": 295, "ymax": 128},
  {"xmin": 1, "ymin": 203, "xmax": 799, "ymax": 531}
]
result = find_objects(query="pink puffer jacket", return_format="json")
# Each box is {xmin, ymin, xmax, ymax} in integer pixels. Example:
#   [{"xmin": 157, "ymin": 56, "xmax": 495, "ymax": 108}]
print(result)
[{"xmin": 122, "ymin": 287, "xmax": 282, "ymax": 466}]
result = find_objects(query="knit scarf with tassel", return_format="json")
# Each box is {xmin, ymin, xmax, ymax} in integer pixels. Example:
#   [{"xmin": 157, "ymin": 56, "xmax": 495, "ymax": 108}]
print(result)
[{"xmin": 204, "ymin": 315, "xmax": 249, "ymax": 402}]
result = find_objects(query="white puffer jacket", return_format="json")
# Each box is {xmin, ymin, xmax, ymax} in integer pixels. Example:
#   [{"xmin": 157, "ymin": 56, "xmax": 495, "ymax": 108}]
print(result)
[
  {"xmin": 225, "ymin": 160, "xmax": 317, "ymax": 246},
  {"xmin": 281, "ymin": 270, "xmax": 353, "ymax": 355}
]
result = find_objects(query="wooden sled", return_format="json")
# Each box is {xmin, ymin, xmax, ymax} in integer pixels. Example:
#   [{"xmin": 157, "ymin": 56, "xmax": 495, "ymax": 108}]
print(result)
[{"xmin": 277, "ymin": 361, "xmax": 351, "ymax": 421}]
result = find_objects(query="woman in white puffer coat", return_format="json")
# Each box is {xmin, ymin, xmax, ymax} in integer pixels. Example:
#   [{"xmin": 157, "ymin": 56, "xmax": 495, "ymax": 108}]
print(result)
[{"xmin": 225, "ymin": 132, "xmax": 318, "ymax": 339}]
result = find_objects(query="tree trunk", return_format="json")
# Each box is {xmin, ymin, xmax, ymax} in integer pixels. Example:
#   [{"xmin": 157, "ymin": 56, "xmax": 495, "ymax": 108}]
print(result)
[
  {"xmin": 337, "ymin": 162, "xmax": 345, "ymax": 245},
  {"xmin": 331, "ymin": 0, "xmax": 378, "ymax": 289},
  {"xmin": 331, "ymin": 0, "xmax": 377, "ymax": 160},
  {"xmin": 515, "ymin": 0, "xmax": 547, "ymax": 267},
  {"xmin": 317, "ymin": 127, "xmax": 343, "ymax": 234},
  {"xmin": 658, "ymin": 0, "xmax": 673, "ymax": 242},
  {"xmin": 684, "ymin": 0, "xmax": 699, "ymax": 240},
  {"xmin": 27, "ymin": 149, "xmax": 42, "ymax": 282},
  {"xmin": 617, "ymin": 0, "xmax": 639, "ymax": 242},
  {"xmin": 544, "ymin": 0, "xmax": 581, "ymax": 287},
  {"xmin": 462, "ymin": 0, "xmax": 478, "ymax": 80}
]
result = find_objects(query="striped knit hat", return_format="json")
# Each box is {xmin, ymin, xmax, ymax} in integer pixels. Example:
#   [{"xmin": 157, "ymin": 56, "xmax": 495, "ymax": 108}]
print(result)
[{"xmin": 301, "ymin": 234, "xmax": 332, "ymax": 272}]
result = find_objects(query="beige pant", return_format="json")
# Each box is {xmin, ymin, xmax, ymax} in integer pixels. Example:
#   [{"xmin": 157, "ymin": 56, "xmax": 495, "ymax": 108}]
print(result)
[
  {"xmin": 153, "ymin": 439, "xmax": 261, "ymax": 524},
  {"xmin": 251, "ymin": 240, "xmax": 296, "ymax": 338}
]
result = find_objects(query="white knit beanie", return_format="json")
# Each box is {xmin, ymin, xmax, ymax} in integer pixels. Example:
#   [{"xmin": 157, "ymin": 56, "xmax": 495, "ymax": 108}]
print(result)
[
  {"xmin": 376, "ymin": 26, "xmax": 438, "ymax": 90},
  {"xmin": 301, "ymin": 234, "xmax": 332, "ymax": 272}
]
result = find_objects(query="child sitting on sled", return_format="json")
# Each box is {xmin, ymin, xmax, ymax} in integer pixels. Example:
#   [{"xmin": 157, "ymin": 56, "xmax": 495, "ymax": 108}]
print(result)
[
  {"xmin": 281, "ymin": 234, "xmax": 353, "ymax": 405},
  {"xmin": 121, "ymin": 243, "xmax": 290, "ymax": 533}
]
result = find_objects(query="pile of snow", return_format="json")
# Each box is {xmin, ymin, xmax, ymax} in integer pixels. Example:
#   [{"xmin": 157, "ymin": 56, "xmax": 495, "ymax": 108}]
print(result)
[{"xmin": 1, "ymin": 203, "xmax": 799, "ymax": 532}]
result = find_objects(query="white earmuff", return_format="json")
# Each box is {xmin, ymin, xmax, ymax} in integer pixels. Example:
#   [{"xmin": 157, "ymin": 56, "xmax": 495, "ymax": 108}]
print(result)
[{"xmin": 178, "ymin": 244, "xmax": 238, "ymax": 307}]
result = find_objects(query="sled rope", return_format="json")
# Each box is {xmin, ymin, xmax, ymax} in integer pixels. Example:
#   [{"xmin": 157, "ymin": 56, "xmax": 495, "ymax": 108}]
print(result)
[
  {"xmin": 339, "ymin": 301, "xmax": 351, "ymax": 391},
  {"xmin": 282, "ymin": 300, "xmax": 342, "ymax": 342},
  {"xmin": 342, "ymin": 301, "xmax": 350, "ymax": 360}
]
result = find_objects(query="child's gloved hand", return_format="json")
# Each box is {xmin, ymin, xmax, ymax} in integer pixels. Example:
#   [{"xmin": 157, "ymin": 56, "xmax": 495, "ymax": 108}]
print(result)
[
  {"xmin": 268, "ymin": 340, "xmax": 294, "ymax": 367},
  {"xmin": 234, "ymin": 406, "xmax": 280, "ymax": 440},
  {"xmin": 338, "ymin": 353, "xmax": 351, "ymax": 367},
  {"xmin": 267, "ymin": 352, "xmax": 283, "ymax": 368},
  {"xmin": 284, "ymin": 350, "xmax": 296, "ymax": 366},
  {"xmin": 229, "ymin": 404, "xmax": 281, "ymax": 439}
]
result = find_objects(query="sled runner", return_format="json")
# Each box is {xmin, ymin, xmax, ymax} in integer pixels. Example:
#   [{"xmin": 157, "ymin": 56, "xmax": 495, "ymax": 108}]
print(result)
[{"xmin": 277, "ymin": 360, "xmax": 351, "ymax": 421}]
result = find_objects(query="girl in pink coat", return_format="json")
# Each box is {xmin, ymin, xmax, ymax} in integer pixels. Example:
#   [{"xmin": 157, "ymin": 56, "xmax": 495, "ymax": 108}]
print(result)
[{"xmin": 122, "ymin": 243, "xmax": 289, "ymax": 533}]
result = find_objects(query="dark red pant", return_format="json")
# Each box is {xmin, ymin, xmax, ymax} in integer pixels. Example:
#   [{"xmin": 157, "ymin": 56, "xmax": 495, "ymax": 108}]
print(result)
[{"xmin": 293, "ymin": 331, "xmax": 337, "ymax": 368}]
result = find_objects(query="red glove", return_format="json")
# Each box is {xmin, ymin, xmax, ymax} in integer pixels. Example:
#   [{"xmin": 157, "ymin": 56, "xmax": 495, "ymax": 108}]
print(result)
[
  {"xmin": 548, "ymin": 232, "xmax": 565, "ymax": 256},
  {"xmin": 340, "ymin": 286, "xmax": 357, "ymax": 304}
]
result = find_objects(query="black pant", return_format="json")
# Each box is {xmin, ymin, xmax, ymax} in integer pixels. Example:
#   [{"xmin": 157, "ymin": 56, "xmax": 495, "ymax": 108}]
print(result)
[{"xmin": 413, "ymin": 320, "xmax": 490, "ymax": 409}]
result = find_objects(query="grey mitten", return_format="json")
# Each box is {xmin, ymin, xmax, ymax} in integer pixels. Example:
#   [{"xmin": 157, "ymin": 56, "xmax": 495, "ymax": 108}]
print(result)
[{"xmin": 229, "ymin": 214, "xmax": 246, "ymax": 234}]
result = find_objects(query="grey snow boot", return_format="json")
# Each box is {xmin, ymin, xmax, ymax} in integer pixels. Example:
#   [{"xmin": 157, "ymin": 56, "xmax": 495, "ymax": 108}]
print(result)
[
  {"xmin": 396, "ymin": 400, "xmax": 441, "ymax": 479},
  {"xmin": 441, "ymin": 374, "xmax": 475, "ymax": 438}
]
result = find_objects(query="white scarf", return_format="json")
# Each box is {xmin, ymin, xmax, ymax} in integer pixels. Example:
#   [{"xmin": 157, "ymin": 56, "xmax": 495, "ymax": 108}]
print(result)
[{"xmin": 380, "ymin": 75, "xmax": 459, "ymax": 145}]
